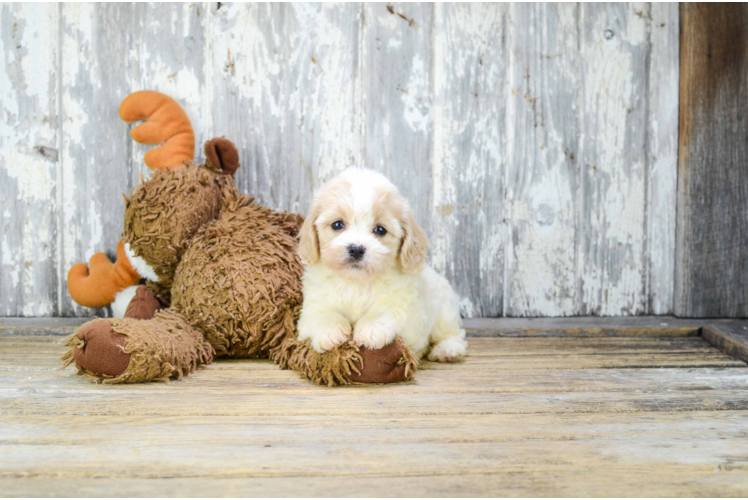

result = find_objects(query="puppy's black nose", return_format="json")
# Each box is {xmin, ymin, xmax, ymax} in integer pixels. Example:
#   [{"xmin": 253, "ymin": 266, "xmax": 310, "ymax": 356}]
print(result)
[{"xmin": 347, "ymin": 244, "xmax": 366, "ymax": 261}]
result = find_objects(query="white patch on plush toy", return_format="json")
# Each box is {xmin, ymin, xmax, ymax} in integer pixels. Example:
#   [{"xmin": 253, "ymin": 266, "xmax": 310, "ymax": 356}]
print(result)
[
  {"xmin": 111, "ymin": 285, "xmax": 139, "ymax": 318},
  {"xmin": 124, "ymin": 242, "xmax": 159, "ymax": 282}
]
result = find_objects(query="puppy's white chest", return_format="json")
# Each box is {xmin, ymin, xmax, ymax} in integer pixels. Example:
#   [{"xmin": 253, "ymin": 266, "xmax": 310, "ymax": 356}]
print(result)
[
  {"xmin": 313, "ymin": 271, "xmax": 416, "ymax": 321},
  {"xmin": 331, "ymin": 280, "xmax": 376, "ymax": 319}
]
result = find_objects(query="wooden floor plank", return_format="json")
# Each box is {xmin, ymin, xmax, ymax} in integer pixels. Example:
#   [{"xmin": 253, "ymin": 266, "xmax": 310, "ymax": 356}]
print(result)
[
  {"xmin": 3, "ymin": 354, "xmax": 743, "ymax": 372},
  {"xmin": 702, "ymin": 320, "xmax": 748, "ymax": 363},
  {"xmin": 1, "ymin": 332, "xmax": 747, "ymax": 496},
  {"xmin": 5, "ymin": 366, "xmax": 748, "ymax": 395},
  {"xmin": 5, "ymin": 390, "xmax": 748, "ymax": 417},
  {"xmin": 1, "ymin": 335, "xmax": 724, "ymax": 356},
  {"xmin": 0, "ymin": 316, "xmax": 710, "ymax": 338},
  {"xmin": 463, "ymin": 316, "xmax": 703, "ymax": 337},
  {"xmin": 3, "ymin": 437, "xmax": 748, "ymax": 479},
  {"xmin": 1, "ymin": 471, "xmax": 747, "ymax": 498},
  {"xmin": 2, "ymin": 336, "xmax": 744, "ymax": 372}
]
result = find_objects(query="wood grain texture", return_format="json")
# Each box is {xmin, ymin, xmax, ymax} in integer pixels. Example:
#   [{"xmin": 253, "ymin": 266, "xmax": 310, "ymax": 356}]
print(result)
[
  {"xmin": 0, "ymin": 315, "xmax": 706, "ymax": 337},
  {"xmin": 702, "ymin": 320, "xmax": 748, "ymax": 363},
  {"xmin": 464, "ymin": 315, "xmax": 703, "ymax": 337},
  {"xmin": 578, "ymin": 3, "xmax": 649, "ymax": 316},
  {"xmin": 676, "ymin": 3, "xmax": 748, "ymax": 317},
  {"xmin": 431, "ymin": 3, "xmax": 507, "ymax": 317},
  {"xmin": 646, "ymin": 3, "xmax": 679, "ymax": 314},
  {"xmin": 2, "ymin": 3, "xmax": 684, "ymax": 318},
  {"xmin": 0, "ymin": 317, "xmax": 86, "ymax": 336},
  {"xmin": 58, "ymin": 4, "xmax": 134, "ymax": 317},
  {"xmin": 0, "ymin": 4, "xmax": 60, "ymax": 316},
  {"xmin": 1, "ymin": 332, "xmax": 748, "ymax": 496},
  {"xmin": 210, "ymin": 3, "xmax": 362, "ymax": 214},
  {"xmin": 503, "ymin": 3, "xmax": 579, "ymax": 316},
  {"xmin": 3, "ymin": 471, "xmax": 748, "ymax": 498}
]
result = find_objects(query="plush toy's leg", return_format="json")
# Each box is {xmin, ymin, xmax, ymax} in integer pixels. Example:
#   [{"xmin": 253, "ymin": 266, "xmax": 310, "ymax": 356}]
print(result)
[
  {"xmin": 61, "ymin": 310, "xmax": 213, "ymax": 383},
  {"xmin": 272, "ymin": 335, "xmax": 418, "ymax": 387},
  {"xmin": 123, "ymin": 284, "xmax": 164, "ymax": 320},
  {"xmin": 111, "ymin": 284, "xmax": 164, "ymax": 318}
]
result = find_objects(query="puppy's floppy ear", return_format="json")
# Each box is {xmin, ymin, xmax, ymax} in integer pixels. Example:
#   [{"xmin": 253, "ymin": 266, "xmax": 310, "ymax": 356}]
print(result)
[
  {"xmin": 298, "ymin": 200, "xmax": 321, "ymax": 266},
  {"xmin": 398, "ymin": 207, "xmax": 428, "ymax": 274}
]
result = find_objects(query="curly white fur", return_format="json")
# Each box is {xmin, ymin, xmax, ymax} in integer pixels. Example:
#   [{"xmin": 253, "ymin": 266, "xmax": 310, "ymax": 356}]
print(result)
[{"xmin": 297, "ymin": 168, "xmax": 467, "ymax": 362}]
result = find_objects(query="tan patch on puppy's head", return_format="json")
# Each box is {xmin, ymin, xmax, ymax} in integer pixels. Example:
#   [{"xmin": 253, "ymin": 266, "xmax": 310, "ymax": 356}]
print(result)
[
  {"xmin": 300, "ymin": 169, "xmax": 428, "ymax": 277},
  {"xmin": 298, "ymin": 177, "xmax": 352, "ymax": 266},
  {"xmin": 372, "ymin": 187, "xmax": 428, "ymax": 274},
  {"xmin": 397, "ymin": 204, "xmax": 428, "ymax": 274}
]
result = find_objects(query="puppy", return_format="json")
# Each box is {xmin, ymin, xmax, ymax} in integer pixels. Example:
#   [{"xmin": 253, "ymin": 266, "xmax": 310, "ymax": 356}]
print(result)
[{"xmin": 296, "ymin": 168, "xmax": 467, "ymax": 362}]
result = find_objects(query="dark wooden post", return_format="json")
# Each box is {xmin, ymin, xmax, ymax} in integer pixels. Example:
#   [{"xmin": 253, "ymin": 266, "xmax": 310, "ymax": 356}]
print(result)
[{"xmin": 676, "ymin": 3, "xmax": 748, "ymax": 317}]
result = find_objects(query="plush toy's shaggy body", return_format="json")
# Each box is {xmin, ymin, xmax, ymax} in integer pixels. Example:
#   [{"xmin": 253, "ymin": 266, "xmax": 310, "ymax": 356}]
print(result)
[{"xmin": 62, "ymin": 92, "xmax": 417, "ymax": 386}]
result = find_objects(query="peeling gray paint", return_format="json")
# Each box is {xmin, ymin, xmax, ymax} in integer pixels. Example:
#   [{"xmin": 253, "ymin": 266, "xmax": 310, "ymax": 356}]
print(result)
[
  {"xmin": 1, "ymin": 4, "xmax": 60, "ymax": 317},
  {"xmin": 0, "ymin": 3, "xmax": 679, "ymax": 317}
]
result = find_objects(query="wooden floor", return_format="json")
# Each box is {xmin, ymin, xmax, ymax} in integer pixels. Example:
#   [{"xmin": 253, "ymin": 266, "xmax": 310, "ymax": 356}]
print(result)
[{"xmin": 2, "ymin": 318, "xmax": 748, "ymax": 497}]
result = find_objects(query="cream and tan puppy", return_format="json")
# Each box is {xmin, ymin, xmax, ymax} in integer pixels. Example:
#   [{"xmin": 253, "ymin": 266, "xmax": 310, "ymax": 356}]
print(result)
[{"xmin": 297, "ymin": 168, "xmax": 467, "ymax": 362}]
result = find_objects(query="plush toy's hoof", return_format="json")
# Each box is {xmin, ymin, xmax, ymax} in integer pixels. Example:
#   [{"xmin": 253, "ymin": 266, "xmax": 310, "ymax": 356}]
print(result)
[
  {"xmin": 273, "ymin": 335, "xmax": 417, "ymax": 386},
  {"xmin": 349, "ymin": 339, "xmax": 416, "ymax": 384},
  {"xmin": 62, "ymin": 311, "xmax": 214, "ymax": 384},
  {"xmin": 71, "ymin": 320, "xmax": 130, "ymax": 377},
  {"xmin": 125, "ymin": 285, "xmax": 163, "ymax": 320}
]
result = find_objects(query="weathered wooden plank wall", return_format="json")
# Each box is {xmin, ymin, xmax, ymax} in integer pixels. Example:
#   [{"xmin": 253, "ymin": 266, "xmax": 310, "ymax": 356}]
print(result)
[
  {"xmin": 0, "ymin": 3, "xmax": 680, "ymax": 318},
  {"xmin": 1, "ymin": 3, "xmax": 59, "ymax": 316},
  {"xmin": 675, "ymin": 2, "xmax": 748, "ymax": 317},
  {"xmin": 675, "ymin": 4, "xmax": 748, "ymax": 318}
]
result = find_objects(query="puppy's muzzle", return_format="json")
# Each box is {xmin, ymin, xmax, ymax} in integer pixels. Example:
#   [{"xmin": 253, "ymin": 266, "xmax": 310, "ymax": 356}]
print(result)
[{"xmin": 347, "ymin": 244, "xmax": 366, "ymax": 262}]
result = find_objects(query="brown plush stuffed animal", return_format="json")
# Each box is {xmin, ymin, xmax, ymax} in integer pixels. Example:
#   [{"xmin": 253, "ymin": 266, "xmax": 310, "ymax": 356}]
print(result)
[{"xmin": 62, "ymin": 91, "xmax": 417, "ymax": 386}]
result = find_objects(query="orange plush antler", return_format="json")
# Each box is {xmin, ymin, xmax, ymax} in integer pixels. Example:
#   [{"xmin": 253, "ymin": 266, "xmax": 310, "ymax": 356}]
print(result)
[
  {"xmin": 67, "ymin": 240, "xmax": 141, "ymax": 308},
  {"xmin": 119, "ymin": 90, "xmax": 195, "ymax": 171}
]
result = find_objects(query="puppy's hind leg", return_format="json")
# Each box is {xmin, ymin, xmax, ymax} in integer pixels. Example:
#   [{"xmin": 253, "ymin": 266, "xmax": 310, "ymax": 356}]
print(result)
[{"xmin": 427, "ymin": 309, "xmax": 467, "ymax": 363}]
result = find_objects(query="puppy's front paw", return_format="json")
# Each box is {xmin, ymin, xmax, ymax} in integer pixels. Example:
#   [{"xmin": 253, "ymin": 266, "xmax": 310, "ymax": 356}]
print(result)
[
  {"xmin": 427, "ymin": 338, "xmax": 467, "ymax": 362},
  {"xmin": 354, "ymin": 320, "xmax": 397, "ymax": 350},
  {"xmin": 311, "ymin": 323, "xmax": 352, "ymax": 353}
]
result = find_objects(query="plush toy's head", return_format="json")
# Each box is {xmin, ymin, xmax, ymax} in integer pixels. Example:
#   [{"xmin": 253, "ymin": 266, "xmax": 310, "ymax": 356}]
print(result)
[
  {"xmin": 120, "ymin": 90, "xmax": 239, "ymax": 302},
  {"xmin": 122, "ymin": 137, "xmax": 241, "ymax": 302},
  {"xmin": 68, "ymin": 91, "xmax": 242, "ymax": 308},
  {"xmin": 122, "ymin": 164, "xmax": 221, "ymax": 290},
  {"xmin": 124, "ymin": 139, "xmax": 239, "ymax": 278}
]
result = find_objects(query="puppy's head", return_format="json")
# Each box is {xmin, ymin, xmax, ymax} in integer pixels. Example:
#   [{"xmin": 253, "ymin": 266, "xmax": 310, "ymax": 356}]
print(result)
[{"xmin": 299, "ymin": 169, "xmax": 428, "ymax": 277}]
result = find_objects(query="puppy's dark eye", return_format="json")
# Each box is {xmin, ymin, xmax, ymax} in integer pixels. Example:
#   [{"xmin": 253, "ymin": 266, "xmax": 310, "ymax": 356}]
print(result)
[
  {"xmin": 331, "ymin": 220, "xmax": 345, "ymax": 231},
  {"xmin": 373, "ymin": 225, "xmax": 387, "ymax": 236}
]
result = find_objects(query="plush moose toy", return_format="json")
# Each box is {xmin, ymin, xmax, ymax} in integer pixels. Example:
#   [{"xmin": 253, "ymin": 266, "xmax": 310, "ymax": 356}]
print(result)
[{"xmin": 62, "ymin": 91, "xmax": 417, "ymax": 385}]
